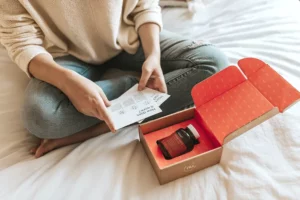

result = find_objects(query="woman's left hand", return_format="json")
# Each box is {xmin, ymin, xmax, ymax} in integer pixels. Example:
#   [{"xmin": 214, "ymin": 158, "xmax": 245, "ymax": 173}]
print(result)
[{"xmin": 138, "ymin": 55, "xmax": 167, "ymax": 93}]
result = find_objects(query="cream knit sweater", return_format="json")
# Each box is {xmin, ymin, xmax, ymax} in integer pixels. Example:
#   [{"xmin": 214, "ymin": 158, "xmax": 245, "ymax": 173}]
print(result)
[{"xmin": 0, "ymin": 0, "xmax": 162, "ymax": 77}]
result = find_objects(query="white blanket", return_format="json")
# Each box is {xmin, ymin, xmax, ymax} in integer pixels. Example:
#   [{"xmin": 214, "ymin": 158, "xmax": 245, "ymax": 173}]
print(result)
[{"xmin": 1, "ymin": 0, "xmax": 300, "ymax": 199}]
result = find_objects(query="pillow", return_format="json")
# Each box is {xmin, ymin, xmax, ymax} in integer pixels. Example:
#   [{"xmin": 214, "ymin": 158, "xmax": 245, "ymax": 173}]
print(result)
[
  {"xmin": 159, "ymin": 0, "xmax": 191, "ymax": 7},
  {"xmin": 159, "ymin": 0, "xmax": 204, "ymax": 13}
]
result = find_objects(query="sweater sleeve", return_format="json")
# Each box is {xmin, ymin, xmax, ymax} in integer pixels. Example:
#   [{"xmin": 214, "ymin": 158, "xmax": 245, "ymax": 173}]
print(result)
[
  {"xmin": 0, "ymin": 0, "xmax": 52, "ymax": 77},
  {"xmin": 130, "ymin": 0, "xmax": 163, "ymax": 32}
]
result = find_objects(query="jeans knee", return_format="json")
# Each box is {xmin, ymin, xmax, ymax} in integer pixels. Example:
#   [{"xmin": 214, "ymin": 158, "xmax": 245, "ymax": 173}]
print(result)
[
  {"xmin": 188, "ymin": 44, "xmax": 229, "ymax": 73},
  {"xmin": 22, "ymin": 80, "xmax": 63, "ymax": 139},
  {"xmin": 22, "ymin": 101, "xmax": 52, "ymax": 138},
  {"xmin": 209, "ymin": 46, "xmax": 229, "ymax": 72},
  {"xmin": 22, "ymin": 94, "xmax": 57, "ymax": 139}
]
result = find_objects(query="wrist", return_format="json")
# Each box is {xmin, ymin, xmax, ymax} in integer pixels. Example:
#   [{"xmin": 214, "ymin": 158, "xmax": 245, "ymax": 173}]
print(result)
[
  {"xmin": 29, "ymin": 54, "xmax": 75, "ymax": 92},
  {"xmin": 138, "ymin": 23, "xmax": 160, "ymax": 60},
  {"xmin": 56, "ymin": 68, "xmax": 77, "ymax": 92},
  {"xmin": 146, "ymin": 52, "xmax": 160, "ymax": 61}
]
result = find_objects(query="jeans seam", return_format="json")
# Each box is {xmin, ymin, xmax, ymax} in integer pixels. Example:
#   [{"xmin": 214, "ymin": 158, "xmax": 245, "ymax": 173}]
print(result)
[
  {"xmin": 162, "ymin": 57, "xmax": 213, "ymax": 73},
  {"xmin": 166, "ymin": 67, "xmax": 196, "ymax": 85},
  {"xmin": 182, "ymin": 43, "xmax": 213, "ymax": 51},
  {"xmin": 163, "ymin": 46, "xmax": 215, "ymax": 67}
]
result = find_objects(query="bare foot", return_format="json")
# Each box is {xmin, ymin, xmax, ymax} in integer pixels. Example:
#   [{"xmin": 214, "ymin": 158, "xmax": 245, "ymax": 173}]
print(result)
[{"xmin": 30, "ymin": 123, "xmax": 110, "ymax": 158}]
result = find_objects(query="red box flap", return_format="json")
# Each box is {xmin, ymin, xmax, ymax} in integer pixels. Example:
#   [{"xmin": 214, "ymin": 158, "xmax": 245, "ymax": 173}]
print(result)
[
  {"xmin": 191, "ymin": 66, "xmax": 246, "ymax": 108},
  {"xmin": 238, "ymin": 58, "xmax": 300, "ymax": 112},
  {"xmin": 190, "ymin": 57, "xmax": 300, "ymax": 145},
  {"xmin": 196, "ymin": 81, "xmax": 274, "ymax": 145},
  {"xmin": 237, "ymin": 57, "xmax": 266, "ymax": 77}
]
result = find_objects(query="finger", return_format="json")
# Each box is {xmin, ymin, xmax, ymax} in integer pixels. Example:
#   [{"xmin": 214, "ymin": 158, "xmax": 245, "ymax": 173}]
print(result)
[
  {"xmin": 103, "ymin": 114, "xmax": 116, "ymax": 133},
  {"xmin": 96, "ymin": 102, "xmax": 116, "ymax": 133},
  {"xmin": 99, "ymin": 90, "xmax": 111, "ymax": 107},
  {"xmin": 156, "ymin": 70, "xmax": 167, "ymax": 93},
  {"xmin": 146, "ymin": 78, "xmax": 156, "ymax": 89},
  {"xmin": 158, "ymin": 78, "xmax": 168, "ymax": 93},
  {"xmin": 138, "ymin": 68, "xmax": 152, "ymax": 91},
  {"xmin": 93, "ymin": 110, "xmax": 103, "ymax": 120}
]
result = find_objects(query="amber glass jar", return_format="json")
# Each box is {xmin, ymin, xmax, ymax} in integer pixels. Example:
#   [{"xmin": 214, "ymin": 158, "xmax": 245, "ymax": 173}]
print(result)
[{"xmin": 157, "ymin": 124, "xmax": 200, "ymax": 160}]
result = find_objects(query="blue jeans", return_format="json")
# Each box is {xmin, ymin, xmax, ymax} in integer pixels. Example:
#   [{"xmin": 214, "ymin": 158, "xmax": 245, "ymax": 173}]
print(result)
[{"xmin": 22, "ymin": 31, "xmax": 228, "ymax": 139}]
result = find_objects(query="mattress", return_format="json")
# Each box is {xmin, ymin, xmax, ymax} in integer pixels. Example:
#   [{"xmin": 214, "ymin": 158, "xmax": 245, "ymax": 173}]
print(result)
[{"xmin": 1, "ymin": 0, "xmax": 300, "ymax": 199}]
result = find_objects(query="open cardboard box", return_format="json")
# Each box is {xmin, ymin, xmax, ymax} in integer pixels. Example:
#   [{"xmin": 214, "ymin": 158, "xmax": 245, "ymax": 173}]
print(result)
[{"xmin": 139, "ymin": 58, "xmax": 300, "ymax": 185}]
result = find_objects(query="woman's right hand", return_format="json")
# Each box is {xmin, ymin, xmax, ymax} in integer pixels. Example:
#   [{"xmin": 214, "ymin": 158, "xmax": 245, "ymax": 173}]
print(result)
[
  {"xmin": 61, "ymin": 70, "xmax": 115, "ymax": 132},
  {"xmin": 28, "ymin": 54, "xmax": 115, "ymax": 132}
]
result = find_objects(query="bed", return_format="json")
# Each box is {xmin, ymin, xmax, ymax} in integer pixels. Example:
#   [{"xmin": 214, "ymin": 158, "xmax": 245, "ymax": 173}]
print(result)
[{"xmin": 1, "ymin": 0, "xmax": 300, "ymax": 199}]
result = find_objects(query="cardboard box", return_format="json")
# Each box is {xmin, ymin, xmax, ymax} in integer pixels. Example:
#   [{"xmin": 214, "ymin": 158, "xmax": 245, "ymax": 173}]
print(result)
[{"xmin": 139, "ymin": 58, "xmax": 300, "ymax": 184}]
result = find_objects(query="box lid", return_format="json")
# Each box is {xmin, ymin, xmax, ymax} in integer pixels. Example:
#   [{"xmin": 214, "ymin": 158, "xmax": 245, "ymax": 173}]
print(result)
[
  {"xmin": 191, "ymin": 66, "xmax": 246, "ymax": 108},
  {"xmin": 191, "ymin": 58, "xmax": 300, "ymax": 145},
  {"xmin": 238, "ymin": 58, "xmax": 300, "ymax": 112}
]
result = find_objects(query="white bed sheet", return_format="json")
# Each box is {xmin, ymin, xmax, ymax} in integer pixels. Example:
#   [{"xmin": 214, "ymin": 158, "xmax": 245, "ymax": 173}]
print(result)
[{"xmin": 1, "ymin": 0, "xmax": 300, "ymax": 199}]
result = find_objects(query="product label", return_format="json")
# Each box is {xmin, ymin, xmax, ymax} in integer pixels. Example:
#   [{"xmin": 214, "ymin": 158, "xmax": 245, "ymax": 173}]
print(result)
[{"xmin": 161, "ymin": 133, "xmax": 187, "ymax": 158}]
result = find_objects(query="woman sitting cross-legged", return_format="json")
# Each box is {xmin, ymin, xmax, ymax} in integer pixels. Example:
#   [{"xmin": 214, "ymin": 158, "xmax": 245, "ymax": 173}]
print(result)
[{"xmin": 0, "ymin": 0, "xmax": 228, "ymax": 158}]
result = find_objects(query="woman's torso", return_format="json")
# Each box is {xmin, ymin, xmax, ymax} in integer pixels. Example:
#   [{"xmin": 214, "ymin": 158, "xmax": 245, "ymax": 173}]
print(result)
[{"xmin": 21, "ymin": 0, "xmax": 140, "ymax": 64}]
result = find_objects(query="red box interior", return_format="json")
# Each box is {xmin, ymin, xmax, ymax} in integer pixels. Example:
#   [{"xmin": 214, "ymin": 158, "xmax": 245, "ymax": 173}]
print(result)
[{"xmin": 143, "ymin": 116, "xmax": 221, "ymax": 169}]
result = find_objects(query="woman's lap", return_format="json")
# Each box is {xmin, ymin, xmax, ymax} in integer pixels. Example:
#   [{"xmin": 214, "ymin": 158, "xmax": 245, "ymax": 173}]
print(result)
[
  {"xmin": 23, "ymin": 30, "xmax": 228, "ymax": 139},
  {"xmin": 22, "ymin": 59, "xmax": 139, "ymax": 139}
]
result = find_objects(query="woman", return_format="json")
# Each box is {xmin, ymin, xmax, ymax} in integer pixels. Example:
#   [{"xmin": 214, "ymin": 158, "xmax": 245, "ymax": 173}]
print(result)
[{"xmin": 0, "ymin": 0, "xmax": 228, "ymax": 158}]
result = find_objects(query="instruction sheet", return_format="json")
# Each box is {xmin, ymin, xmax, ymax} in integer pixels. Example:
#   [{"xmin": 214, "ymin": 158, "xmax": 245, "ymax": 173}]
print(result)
[{"xmin": 107, "ymin": 84, "xmax": 170, "ymax": 130}]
